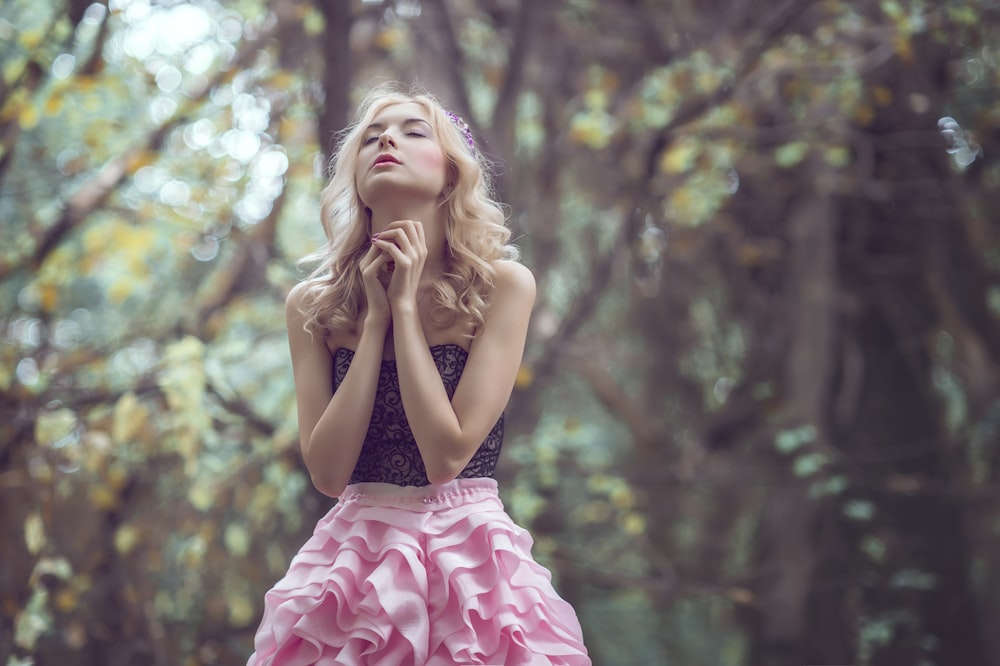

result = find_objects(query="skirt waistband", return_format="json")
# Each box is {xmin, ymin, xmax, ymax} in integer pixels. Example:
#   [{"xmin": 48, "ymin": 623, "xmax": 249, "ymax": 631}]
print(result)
[{"xmin": 337, "ymin": 477, "xmax": 499, "ymax": 510}]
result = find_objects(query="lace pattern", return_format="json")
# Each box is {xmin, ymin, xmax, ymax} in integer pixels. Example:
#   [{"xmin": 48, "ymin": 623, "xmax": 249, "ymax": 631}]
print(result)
[{"xmin": 332, "ymin": 344, "xmax": 504, "ymax": 487}]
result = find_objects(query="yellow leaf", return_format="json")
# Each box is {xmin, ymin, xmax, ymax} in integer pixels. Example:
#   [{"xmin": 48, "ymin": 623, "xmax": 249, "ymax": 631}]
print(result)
[
  {"xmin": 515, "ymin": 364, "xmax": 534, "ymax": 389},
  {"xmin": 107, "ymin": 276, "xmax": 135, "ymax": 303},
  {"xmin": 695, "ymin": 68, "xmax": 721, "ymax": 93},
  {"xmin": 19, "ymin": 29, "xmax": 45, "ymax": 50},
  {"xmin": 872, "ymin": 86, "xmax": 893, "ymax": 107},
  {"xmin": 224, "ymin": 524, "xmax": 250, "ymax": 556},
  {"xmin": 670, "ymin": 187, "xmax": 694, "ymax": 216},
  {"xmin": 76, "ymin": 76, "xmax": 97, "ymax": 92},
  {"xmin": 35, "ymin": 408, "xmax": 76, "ymax": 446},
  {"xmin": 24, "ymin": 512, "xmax": 46, "ymax": 555},
  {"xmin": 228, "ymin": 593, "xmax": 255, "ymax": 625},
  {"xmin": 0, "ymin": 362, "xmax": 11, "ymax": 391},
  {"xmin": 45, "ymin": 95, "xmax": 64, "ymax": 116},
  {"xmin": 107, "ymin": 461, "xmax": 129, "ymax": 490},
  {"xmin": 188, "ymin": 481, "xmax": 215, "ymax": 511},
  {"xmin": 610, "ymin": 485, "xmax": 634, "ymax": 510},
  {"xmin": 659, "ymin": 140, "xmax": 699, "ymax": 174},
  {"xmin": 623, "ymin": 512, "xmax": 646, "ymax": 535},
  {"xmin": 584, "ymin": 89, "xmax": 607, "ymax": 110},
  {"xmin": 374, "ymin": 26, "xmax": 403, "ymax": 50},
  {"xmin": 18, "ymin": 105, "xmax": 40, "ymax": 130},
  {"xmin": 90, "ymin": 485, "xmax": 117, "ymax": 510},
  {"xmin": 38, "ymin": 283, "xmax": 59, "ymax": 313},
  {"xmin": 568, "ymin": 111, "xmax": 614, "ymax": 149},
  {"xmin": 302, "ymin": 8, "xmax": 325, "ymax": 36},
  {"xmin": 113, "ymin": 391, "xmax": 149, "ymax": 443},
  {"xmin": 3, "ymin": 56, "xmax": 27, "ymax": 87},
  {"xmin": 124, "ymin": 149, "xmax": 157, "ymax": 175},
  {"xmin": 54, "ymin": 589, "xmax": 78, "ymax": 612},
  {"xmin": 114, "ymin": 524, "xmax": 141, "ymax": 555},
  {"xmin": 82, "ymin": 223, "xmax": 108, "ymax": 254}
]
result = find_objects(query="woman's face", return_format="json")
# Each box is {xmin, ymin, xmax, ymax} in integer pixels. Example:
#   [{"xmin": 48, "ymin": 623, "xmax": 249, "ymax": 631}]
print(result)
[{"xmin": 355, "ymin": 101, "xmax": 449, "ymax": 209}]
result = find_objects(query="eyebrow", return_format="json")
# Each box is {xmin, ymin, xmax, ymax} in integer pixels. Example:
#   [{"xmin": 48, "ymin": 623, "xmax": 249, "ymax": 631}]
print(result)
[{"xmin": 364, "ymin": 118, "xmax": 432, "ymax": 133}]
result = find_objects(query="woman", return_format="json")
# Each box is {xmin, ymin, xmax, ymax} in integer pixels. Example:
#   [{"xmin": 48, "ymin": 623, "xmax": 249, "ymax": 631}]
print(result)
[{"xmin": 248, "ymin": 83, "xmax": 590, "ymax": 665}]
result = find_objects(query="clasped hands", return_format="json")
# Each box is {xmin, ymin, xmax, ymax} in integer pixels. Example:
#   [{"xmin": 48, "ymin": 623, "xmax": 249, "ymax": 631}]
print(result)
[{"xmin": 360, "ymin": 219, "xmax": 428, "ymax": 325}]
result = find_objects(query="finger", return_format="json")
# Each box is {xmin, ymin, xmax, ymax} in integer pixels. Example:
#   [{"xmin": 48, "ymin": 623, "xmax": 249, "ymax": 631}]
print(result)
[
  {"xmin": 392, "ymin": 219, "xmax": 421, "ymax": 247},
  {"xmin": 359, "ymin": 244, "xmax": 381, "ymax": 269},
  {"xmin": 373, "ymin": 237, "xmax": 409, "ymax": 266},
  {"xmin": 379, "ymin": 220, "xmax": 418, "ymax": 256},
  {"xmin": 373, "ymin": 229, "xmax": 415, "ymax": 262},
  {"xmin": 413, "ymin": 219, "xmax": 425, "ymax": 251},
  {"xmin": 361, "ymin": 249, "xmax": 391, "ymax": 279},
  {"xmin": 381, "ymin": 220, "xmax": 420, "ymax": 245},
  {"xmin": 359, "ymin": 248, "xmax": 376, "ymax": 271}
]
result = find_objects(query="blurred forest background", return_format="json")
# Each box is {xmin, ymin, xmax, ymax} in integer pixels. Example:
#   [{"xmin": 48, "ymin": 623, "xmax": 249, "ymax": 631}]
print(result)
[{"xmin": 2, "ymin": 0, "xmax": 999, "ymax": 664}]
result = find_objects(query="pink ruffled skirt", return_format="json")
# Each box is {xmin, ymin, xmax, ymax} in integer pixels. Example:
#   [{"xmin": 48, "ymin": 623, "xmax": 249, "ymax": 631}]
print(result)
[{"xmin": 248, "ymin": 478, "xmax": 590, "ymax": 665}]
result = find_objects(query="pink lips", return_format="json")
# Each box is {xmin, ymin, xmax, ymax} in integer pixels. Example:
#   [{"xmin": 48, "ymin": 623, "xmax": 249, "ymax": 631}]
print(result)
[{"xmin": 373, "ymin": 154, "xmax": 400, "ymax": 168}]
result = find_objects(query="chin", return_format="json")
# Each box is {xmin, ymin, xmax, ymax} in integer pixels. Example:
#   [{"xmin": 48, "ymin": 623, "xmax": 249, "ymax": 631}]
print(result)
[{"xmin": 359, "ymin": 181, "xmax": 445, "ymax": 207}]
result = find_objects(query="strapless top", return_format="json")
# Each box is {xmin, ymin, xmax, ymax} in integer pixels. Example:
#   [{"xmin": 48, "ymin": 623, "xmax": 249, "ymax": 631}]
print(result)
[{"xmin": 332, "ymin": 343, "xmax": 504, "ymax": 487}]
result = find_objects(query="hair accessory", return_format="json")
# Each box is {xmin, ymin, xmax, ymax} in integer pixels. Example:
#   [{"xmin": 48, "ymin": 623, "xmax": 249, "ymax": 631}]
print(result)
[{"xmin": 445, "ymin": 111, "xmax": 477, "ymax": 154}]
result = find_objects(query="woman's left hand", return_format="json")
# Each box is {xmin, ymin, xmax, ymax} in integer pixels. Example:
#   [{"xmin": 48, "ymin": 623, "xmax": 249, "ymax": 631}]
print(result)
[{"xmin": 371, "ymin": 219, "xmax": 427, "ymax": 313}]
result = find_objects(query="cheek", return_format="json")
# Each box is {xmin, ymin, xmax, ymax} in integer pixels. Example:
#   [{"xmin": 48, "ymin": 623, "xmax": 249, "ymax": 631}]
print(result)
[{"xmin": 414, "ymin": 145, "xmax": 448, "ymax": 179}]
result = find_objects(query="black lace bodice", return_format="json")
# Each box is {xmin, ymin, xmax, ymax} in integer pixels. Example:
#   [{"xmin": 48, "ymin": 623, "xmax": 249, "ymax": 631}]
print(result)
[{"xmin": 332, "ymin": 343, "xmax": 504, "ymax": 487}]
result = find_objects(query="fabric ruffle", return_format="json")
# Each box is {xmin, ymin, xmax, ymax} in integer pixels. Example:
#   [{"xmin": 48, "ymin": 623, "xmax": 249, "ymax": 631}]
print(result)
[{"xmin": 248, "ymin": 478, "xmax": 590, "ymax": 666}]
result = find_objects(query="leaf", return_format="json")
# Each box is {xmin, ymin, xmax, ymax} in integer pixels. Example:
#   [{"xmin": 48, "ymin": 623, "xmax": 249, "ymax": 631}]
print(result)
[
  {"xmin": 35, "ymin": 408, "xmax": 77, "ymax": 446},
  {"xmin": 18, "ymin": 28, "xmax": 45, "ymax": 50},
  {"xmin": 115, "ymin": 524, "xmax": 142, "ymax": 555},
  {"xmin": 569, "ymin": 109, "xmax": 615, "ymax": 149},
  {"xmin": 224, "ymin": 523, "xmax": 250, "ymax": 556},
  {"xmin": 622, "ymin": 513, "xmax": 646, "ymax": 535},
  {"xmin": 774, "ymin": 141, "xmax": 809, "ymax": 168},
  {"xmin": 843, "ymin": 499, "xmax": 876, "ymax": 521},
  {"xmin": 774, "ymin": 425, "xmax": 816, "ymax": 453},
  {"xmin": 792, "ymin": 451, "xmax": 827, "ymax": 477},
  {"xmin": 14, "ymin": 587, "xmax": 52, "ymax": 650},
  {"xmin": 89, "ymin": 485, "xmax": 118, "ymax": 510},
  {"xmin": 227, "ymin": 592, "xmax": 255, "ymax": 625},
  {"xmin": 515, "ymin": 364, "xmax": 534, "ymax": 389},
  {"xmin": 112, "ymin": 391, "xmax": 150, "ymax": 444},
  {"xmin": 18, "ymin": 104, "xmax": 40, "ymax": 130},
  {"xmin": 24, "ymin": 512, "xmax": 46, "ymax": 555},
  {"xmin": 659, "ymin": 139, "xmax": 699, "ymax": 174}
]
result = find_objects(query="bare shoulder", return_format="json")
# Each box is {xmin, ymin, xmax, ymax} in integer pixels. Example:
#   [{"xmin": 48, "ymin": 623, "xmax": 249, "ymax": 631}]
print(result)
[
  {"xmin": 285, "ymin": 280, "xmax": 311, "ymax": 313},
  {"xmin": 492, "ymin": 259, "xmax": 536, "ymax": 301},
  {"xmin": 284, "ymin": 281, "xmax": 318, "ymax": 344}
]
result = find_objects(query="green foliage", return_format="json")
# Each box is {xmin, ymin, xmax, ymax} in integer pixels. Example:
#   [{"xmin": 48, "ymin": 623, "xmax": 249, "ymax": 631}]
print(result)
[{"xmin": 3, "ymin": 0, "xmax": 1000, "ymax": 664}]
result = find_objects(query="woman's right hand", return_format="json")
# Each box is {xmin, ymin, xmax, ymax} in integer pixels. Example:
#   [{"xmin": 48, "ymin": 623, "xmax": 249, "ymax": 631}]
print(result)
[{"xmin": 359, "ymin": 241, "xmax": 392, "ymax": 330}]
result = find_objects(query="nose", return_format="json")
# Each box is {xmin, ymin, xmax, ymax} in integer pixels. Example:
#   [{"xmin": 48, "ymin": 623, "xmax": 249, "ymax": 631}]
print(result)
[{"xmin": 378, "ymin": 131, "xmax": 396, "ymax": 148}]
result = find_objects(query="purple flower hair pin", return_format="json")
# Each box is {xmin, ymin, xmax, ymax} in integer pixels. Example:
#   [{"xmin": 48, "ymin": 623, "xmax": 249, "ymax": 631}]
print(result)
[{"xmin": 445, "ymin": 111, "xmax": 477, "ymax": 154}]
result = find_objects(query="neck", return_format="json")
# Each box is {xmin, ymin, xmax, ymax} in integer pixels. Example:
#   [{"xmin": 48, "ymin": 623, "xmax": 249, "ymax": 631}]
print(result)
[{"xmin": 370, "ymin": 200, "xmax": 448, "ymax": 282}]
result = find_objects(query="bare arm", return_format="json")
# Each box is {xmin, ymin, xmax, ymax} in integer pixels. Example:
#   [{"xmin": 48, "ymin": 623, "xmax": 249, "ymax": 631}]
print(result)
[
  {"xmin": 287, "ymin": 247, "xmax": 393, "ymax": 497},
  {"xmin": 390, "ymin": 260, "xmax": 536, "ymax": 483}
]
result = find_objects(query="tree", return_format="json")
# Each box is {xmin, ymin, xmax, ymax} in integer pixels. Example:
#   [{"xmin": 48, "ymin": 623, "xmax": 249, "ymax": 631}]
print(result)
[{"xmin": 2, "ymin": 1, "xmax": 998, "ymax": 664}]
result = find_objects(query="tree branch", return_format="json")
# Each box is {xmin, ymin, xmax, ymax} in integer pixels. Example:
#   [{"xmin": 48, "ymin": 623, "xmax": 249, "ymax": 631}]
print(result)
[
  {"xmin": 0, "ymin": 14, "xmax": 286, "ymax": 281},
  {"xmin": 420, "ymin": 0, "xmax": 472, "ymax": 120}
]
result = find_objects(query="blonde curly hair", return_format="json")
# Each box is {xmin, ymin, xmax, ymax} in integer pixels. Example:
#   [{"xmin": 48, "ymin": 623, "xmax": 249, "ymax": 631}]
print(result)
[{"xmin": 297, "ymin": 83, "xmax": 518, "ymax": 338}]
